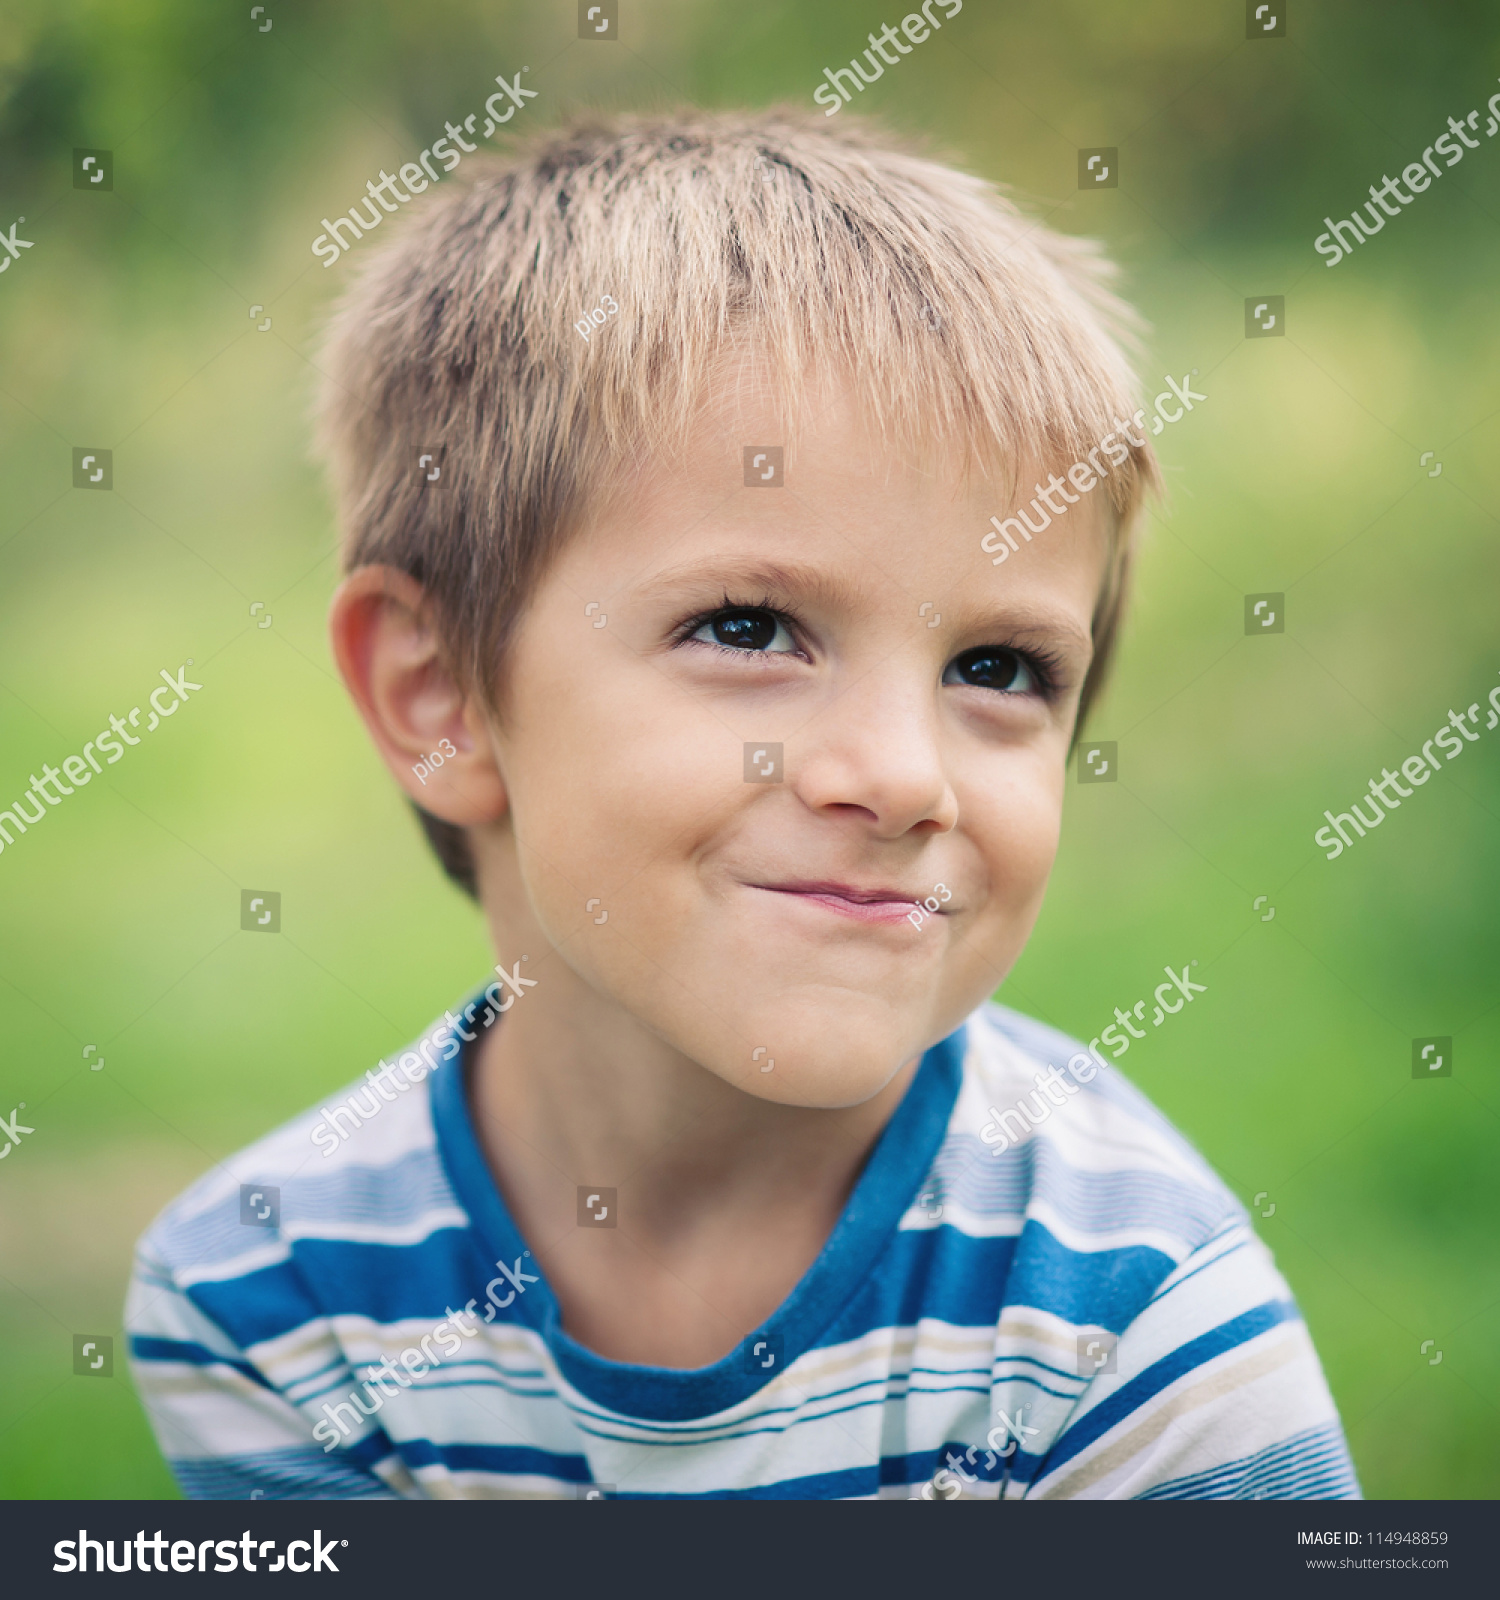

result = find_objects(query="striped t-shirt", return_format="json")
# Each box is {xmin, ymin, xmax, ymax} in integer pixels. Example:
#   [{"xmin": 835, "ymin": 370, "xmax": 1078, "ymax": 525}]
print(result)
[{"xmin": 126, "ymin": 996, "xmax": 1359, "ymax": 1499}]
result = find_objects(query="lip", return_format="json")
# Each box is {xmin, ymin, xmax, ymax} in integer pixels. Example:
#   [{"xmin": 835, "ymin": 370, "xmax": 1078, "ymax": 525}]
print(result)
[{"xmin": 749, "ymin": 879, "xmax": 941, "ymax": 926}]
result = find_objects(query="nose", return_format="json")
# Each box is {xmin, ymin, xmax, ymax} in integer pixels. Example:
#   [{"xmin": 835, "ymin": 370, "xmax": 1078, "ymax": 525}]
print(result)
[{"xmin": 791, "ymin": 660, "xmax": 958, "ymax": 839}]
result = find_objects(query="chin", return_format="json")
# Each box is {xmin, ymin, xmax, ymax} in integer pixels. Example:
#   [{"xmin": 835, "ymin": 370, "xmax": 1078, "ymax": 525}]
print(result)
[
  {"xmin": 736, "ymin": 1065, "xmax": 906, "ymax": 1111},
  {"xmin": 699, "ymin": 991, "xmax": 941, "ymax": 1109}
]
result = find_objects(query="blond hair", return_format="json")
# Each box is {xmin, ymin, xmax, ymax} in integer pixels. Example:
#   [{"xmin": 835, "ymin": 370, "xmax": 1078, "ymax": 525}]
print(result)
[{"xmin": 315, "ymin": 106, "xmax": 1159, "ymax": 896}]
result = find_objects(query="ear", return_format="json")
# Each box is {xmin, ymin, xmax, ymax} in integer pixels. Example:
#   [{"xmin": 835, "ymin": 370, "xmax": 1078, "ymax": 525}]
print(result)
[{"xmin": 328, "ymin": 565, "xmax": 508, "ymax": 827}]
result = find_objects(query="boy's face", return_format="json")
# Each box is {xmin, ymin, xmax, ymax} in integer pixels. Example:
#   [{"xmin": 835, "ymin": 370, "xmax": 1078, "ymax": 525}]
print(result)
[{"xmin": 483, "ymin": 385, "xmax": 1112, "ymax": 1108}]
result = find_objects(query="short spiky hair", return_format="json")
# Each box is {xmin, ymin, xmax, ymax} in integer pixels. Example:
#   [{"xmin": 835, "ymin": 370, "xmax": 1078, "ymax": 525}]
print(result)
[{"xmin": 315, "ymin": 106, "xmax": 1158, "ymax": 899}]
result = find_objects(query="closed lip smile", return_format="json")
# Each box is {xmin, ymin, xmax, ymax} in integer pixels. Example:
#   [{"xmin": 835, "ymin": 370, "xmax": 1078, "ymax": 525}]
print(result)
[{"xmin": 749, "ymin": 879, "xmax": 941, "ymax": 925}]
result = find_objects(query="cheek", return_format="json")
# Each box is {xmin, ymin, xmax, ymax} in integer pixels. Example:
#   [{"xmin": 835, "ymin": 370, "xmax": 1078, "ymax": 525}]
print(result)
[
  {"xmin": 499, "ymin": 691, "xmax": 775, "ymax": 1086},
  {"xmin": 965, "ymin": 760, "xmax": 1064, "ymax": 928},
  {"xmin": 498, "ymin": 669, "xmax": 734, "ymax": 946}
]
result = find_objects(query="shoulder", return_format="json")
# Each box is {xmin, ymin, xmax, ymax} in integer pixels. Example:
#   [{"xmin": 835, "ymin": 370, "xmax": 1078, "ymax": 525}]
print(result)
[
  {"xmin": 927, "ymin": 1000, "xmax": 1254, "ymax": 1381},
  {"xmin": 906, "ymin": 999, "xmax": 1252, "ymax": 1343},
  {"xmin": 132, "ymin": 1018, "xmax": 465, "ymax": 1303},
  {"xmin": 950, "ymin": 999, "xmax": 1243, "ymax": 1252},
  {"xmin": 929, "ymin": 1005, "xmax": 1355, "ymax": 1499},
  {"xmin": 125, "ymin": 1014, "xmax": 481, "ymax": 1499}
]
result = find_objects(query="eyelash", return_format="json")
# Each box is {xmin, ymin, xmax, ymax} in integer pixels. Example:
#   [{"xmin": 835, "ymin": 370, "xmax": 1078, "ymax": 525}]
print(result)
[
  {"xmin": 1006, "ymin": 644, "xmax": 1063, "ymax": 698},
  {"xmin": 672, "ymin": 595, "xmax": 808, "ymax": 659},
  {"xmin": 673, "ymin": 598, "xmax": 1061, "ymax": 696}
]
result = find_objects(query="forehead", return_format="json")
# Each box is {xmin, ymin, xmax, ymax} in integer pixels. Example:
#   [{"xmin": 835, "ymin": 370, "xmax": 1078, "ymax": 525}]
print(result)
[{"xmin": 570, "ymin": 376, "xmax": 1113, "ymax": 619}]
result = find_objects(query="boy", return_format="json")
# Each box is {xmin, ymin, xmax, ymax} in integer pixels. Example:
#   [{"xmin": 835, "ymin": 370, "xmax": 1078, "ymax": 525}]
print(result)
[{"xmin": 127, "ymin": 109, "xmax": 1358, "ymax": 1499}]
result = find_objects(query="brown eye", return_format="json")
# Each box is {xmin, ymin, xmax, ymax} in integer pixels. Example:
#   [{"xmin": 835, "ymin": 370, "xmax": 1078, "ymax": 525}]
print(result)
[
  {"xmin": 943, "ymin": 647, "xmax": 1036, "ymax": 693},
  {"xmin": 691, "ymin": 609, "xmax": 796, "ymax": 653}
]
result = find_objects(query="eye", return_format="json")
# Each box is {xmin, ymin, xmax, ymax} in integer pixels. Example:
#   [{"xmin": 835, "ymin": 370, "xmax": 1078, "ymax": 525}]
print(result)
[
  {"xmin": 943, "ymin": 646, "xmax": 1038, "ymax": 694},
  {"xmin": 689, "ymin": 607, "xmax": 798, "ymax": 655}
]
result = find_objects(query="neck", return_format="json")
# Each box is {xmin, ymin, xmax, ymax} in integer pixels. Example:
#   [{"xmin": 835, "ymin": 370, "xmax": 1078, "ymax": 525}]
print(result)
[
  {"xmin": 469, "ymin": 959, "xmax": 917, "ymax": 1249},
  {"xmin": 461, "ymin": 831, "xmax": 919, "ymax": 1366}
]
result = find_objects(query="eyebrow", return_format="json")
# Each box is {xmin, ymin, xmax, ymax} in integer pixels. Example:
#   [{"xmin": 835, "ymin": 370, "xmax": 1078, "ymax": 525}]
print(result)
[
  {"xmin": 976, "ymin": 612, "xmax": 1094, "ymax": 659},
  {"xmin": 641, "ymin": 559, "xmax": 1094, "ymax": 658},
  {"xmin": 641, "ymin": 558, "xmax": 853, "ymax": 609}
]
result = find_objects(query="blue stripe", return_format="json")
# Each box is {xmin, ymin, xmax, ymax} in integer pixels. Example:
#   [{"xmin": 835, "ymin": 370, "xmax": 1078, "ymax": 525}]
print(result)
[
  {"xmin": 1147, "ymin": 1230, "xmax": 1249, "ymax": 1307},
  {"xmin": 171, "ymin": 1446, "xmax": 396, "ymax": 1500},
  {"xmin": 984, "ymin": 1374, "xmax": 1083, "ymax": 1403},
  {"xmin": 611, "ymin": 1467, "xmax": 878, "ymax": 1500},
  {"xmin": 579, "ymin": 1383, "xmax": 992, "ymax": 1450},
  {"xmin": 129, "ymin": 1335, "xmax": 275, "ymax": 1390},
  {"xmin": 129, "ymin": 991, "xmax": 1356, "ymax": 1504},
  {"xmin": 1137, "ymin": 1421, "xmax": 1359, "ymax": 1501},
  {"xmin": 989, "ymin": 1352, "xmax": 1089, "ymax": 1383},
  {"xmin": 186, "ymin": 1228, "xmax": 493, "ymax": 1344},
  {"xmin": 430, "ymin": 1020, "xmax": 966, "ymax": 1423},
  {"xmin": 564, "ymin": 1368, "xmax": 993, "ymax": 1444},
  {"xmin": 1039, "ymin": 1298, "xmax": 1300, "ymax": 1479},
  {"xmin": 151, "ymin": 1147, "xmax": 460, "ymax": 1266},
  {"xmin": 183, "ymin": 1228, "xmax": 1005, "ymax": 1359},
  {"xmin": 394, "ymin": 1439, "xmax": 595, "ymax": 1482},
  {"xmin": 282, "ymin": 1353, "xmax": 355, "ymax": 1396}
]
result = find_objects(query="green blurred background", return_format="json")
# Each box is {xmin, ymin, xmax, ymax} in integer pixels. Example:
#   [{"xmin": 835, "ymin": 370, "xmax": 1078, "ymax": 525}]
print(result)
[{"xmin": 1, "ymin": 0, "xmax": 1496, "ymax": 1499}]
